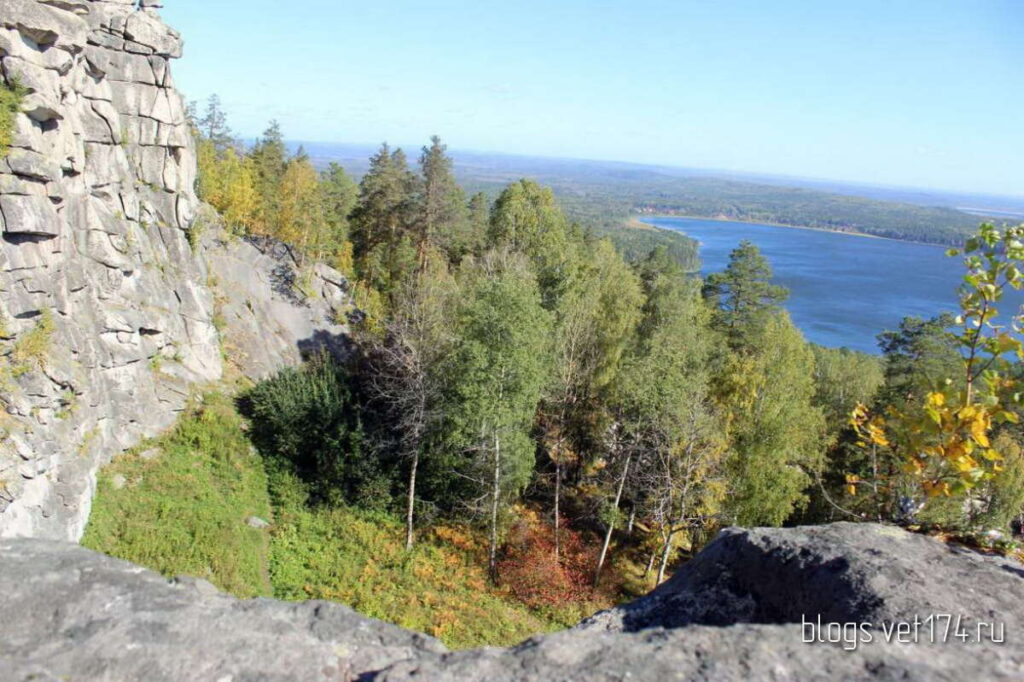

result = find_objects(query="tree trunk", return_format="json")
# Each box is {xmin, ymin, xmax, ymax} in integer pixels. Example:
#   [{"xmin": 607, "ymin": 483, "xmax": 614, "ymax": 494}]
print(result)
[
  {"xmin": 643, "ymin": 545, "xmax": 657, "ymax": 579},
  {"xmin": 657, "ymin": 502, "xmax": 691, "ymax": 585},
  {"xmin": 405, "ymin": 451, "xmax": 419, "ymax": 551},
  {"xmin": 626, "ymin": 506, "xmax": 636, "ymax": 535},
  {"xmin": 554, "ymin": 456, "xmax": 561, "ymax": 563},
  {"xmin": 594, "ymin": 452, "xmax": 632, "ymax": 586},
  {"xmin": 489, "ymin": 432, "xmax": 501, "ymax": 582},
  {"xmin": 656, "ymin": 528, "xmax": 674, "ymax": 585}
]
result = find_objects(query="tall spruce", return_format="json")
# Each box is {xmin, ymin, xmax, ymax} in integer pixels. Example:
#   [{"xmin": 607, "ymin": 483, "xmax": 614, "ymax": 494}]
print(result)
[
  {"xmin": 418, "ymin": 136, "xmax": 467, "ymax": 265},
  {"xmin": 350, "ymin": 144, "xmax": 419, "ymax": 294},
  {"xmin": 249, "ymin": 120, "xmax": 288, "ymax": 234}
]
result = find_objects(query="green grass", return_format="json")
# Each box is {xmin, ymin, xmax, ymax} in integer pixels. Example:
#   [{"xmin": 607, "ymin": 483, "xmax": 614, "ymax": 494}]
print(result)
[
  {"xmin": 8, "ymin": 310, "xmax": 55, "ymax": 378},
  {"xmin": 0, "ymin": 77, "xmax": 26, "ymax": 157},
  {"xmin": 83, "ymin": 391, "xmax": 572, "ymax": 649},
  {"xmin": 267, "ymin": 468, "xmax": 557, "ymax": 648},
  {"xmin": 82, "ymin": 392, "xmax": 273, "ymax": 598}
]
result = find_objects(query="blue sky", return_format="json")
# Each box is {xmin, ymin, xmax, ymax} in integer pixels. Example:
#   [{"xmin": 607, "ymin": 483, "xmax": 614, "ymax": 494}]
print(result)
[{"xmin": 162, "ymin": 1, "xmax": 1022, "ymax": 197}]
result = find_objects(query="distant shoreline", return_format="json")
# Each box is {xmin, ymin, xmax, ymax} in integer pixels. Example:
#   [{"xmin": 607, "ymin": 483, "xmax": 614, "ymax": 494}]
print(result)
[{"xmin": 634, "ymin": 214, "xmax": 951, "ymax": 248}]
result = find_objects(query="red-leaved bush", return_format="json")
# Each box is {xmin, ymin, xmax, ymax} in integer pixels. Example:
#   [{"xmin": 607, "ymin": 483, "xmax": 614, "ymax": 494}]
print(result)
[{"xmin": 497, "ymin": 511, "xmax": 598, "ymax": 609}]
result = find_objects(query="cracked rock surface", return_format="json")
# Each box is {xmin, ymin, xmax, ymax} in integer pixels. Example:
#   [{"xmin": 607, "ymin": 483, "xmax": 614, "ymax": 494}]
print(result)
[{"xmin": 1, "ymin": 524, "xmax": 1021, "ymax": 681}]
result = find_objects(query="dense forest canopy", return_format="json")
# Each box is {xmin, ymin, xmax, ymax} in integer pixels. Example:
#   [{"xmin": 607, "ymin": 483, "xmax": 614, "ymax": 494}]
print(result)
[
  {"xmin": 172, "ymin": 95, "xmax": 1024, "ymax": 619},
  {"xmin": 301, "ymin": 143, "xmax": 989, "ymax": 246}
]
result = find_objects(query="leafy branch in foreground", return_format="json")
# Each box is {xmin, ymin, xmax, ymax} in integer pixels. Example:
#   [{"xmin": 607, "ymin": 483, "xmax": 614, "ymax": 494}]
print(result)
[{"xmin": 849, "ymin": 223, "xmax": 1024, "ymax": 513}]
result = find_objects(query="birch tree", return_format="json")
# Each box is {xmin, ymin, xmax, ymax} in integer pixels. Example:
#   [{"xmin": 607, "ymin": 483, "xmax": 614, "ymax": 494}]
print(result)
[
  {"xmin": 364, "ymin": 253, "xmax": 457, "ymax": 549},
  {"xmin": 446, "ymin": 251, "xmax": 552, "ymax": 580}
]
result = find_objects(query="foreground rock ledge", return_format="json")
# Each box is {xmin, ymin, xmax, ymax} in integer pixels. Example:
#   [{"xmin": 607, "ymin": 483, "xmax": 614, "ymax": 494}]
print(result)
[{"xmin": 1, "ymin": 524, "xmax": 1022, "ymax": 681}]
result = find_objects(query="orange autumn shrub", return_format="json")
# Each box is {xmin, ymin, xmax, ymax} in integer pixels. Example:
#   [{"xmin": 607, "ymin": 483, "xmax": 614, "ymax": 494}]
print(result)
[{"xmin": 497, "ymin": 511, "xmax": 597, "ymax": 609}]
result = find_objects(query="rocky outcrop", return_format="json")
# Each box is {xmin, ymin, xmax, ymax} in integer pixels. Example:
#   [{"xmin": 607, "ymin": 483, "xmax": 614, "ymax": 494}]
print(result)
[
  {"xmin": 203, "ymin": 225, "xmax": 353, "ymax": 381},
  {"xmin": 1, "ymin": 524, "xmax": 1021, "ymax": 681},
  {"xmin": 0, "ymin": 537, "xmax": 446, "ymax": 681},
  {"xmin": 0, "ymin": 1, "xmax": 351, "ymax": 540},
  {"xmin": 578, "ymin": 521, "xmax": 1024, "ymax": 634}
]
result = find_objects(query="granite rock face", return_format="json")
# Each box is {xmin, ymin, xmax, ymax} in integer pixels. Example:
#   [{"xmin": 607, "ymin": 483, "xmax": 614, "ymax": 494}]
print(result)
[
  {"xmin": 0, "ymin": 0, "xmax": 351, "ymax": 540},
  {"xmin": 578, "ymin": 521, "xmax": 1024, "ymax": 635},
  {"xmin": 203, "ymin": 225, "xmax": 353, "ymax": 381},
  {"xmin": 1, "ymin": 524, "xmax": 1021, "ymax": 681}
]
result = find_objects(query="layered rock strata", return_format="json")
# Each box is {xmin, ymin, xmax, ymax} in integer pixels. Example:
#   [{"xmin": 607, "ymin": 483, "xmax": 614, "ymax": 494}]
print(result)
[{"xmin": 0, "ymin": 0, "xmax": 350, "ymax": 539}]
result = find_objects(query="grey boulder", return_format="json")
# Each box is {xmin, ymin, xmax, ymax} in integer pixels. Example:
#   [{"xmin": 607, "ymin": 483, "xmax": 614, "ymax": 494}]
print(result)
[{"xmin": 1, "ymin": 523, "xmax": 1022, "ymax": 681}]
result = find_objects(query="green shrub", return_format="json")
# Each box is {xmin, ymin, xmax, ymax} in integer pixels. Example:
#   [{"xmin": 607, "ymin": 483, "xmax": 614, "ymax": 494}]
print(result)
[
  {"xmin": 82, "ymin": 392, "xmax": 273, "ymax": 598},
  {"xmin": 243, "ymin": 353, "xmax": 392, "ymax": 507}
]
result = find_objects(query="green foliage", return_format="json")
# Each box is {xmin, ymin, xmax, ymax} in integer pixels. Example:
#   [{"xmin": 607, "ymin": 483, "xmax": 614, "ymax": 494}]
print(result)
[
  {"xmin": 267, "ymin": 468, "xmax": 559, "ymax": 648},
  {"xmin": 243, "ymin": 354, "xmax": 389, "ymax": 507},
  {"xmin": 720, "ymin": 313, "xmax": 827, "ymax": 525},
  {"xmin": 0, "ymin": 77, "xmax": 26, "ymax": 157},
  {"xmin": 811, "ymin": 345, "xmax": 884, "ymax": 434},
  {"xmin": 419, "ymin": 135, "xmax": 470, "ymax": 262},
  {"xmin": 876, "ymin": 314, "xmax": 961, "ymax": 405},
  {"xmin": 9, "ymin": 309, "xmax": 55, "ymax": 377},
  {"xmin": 462, "ymin": 160, "xmax": 977, "ymax": 246},
  {"xmin": 249, "ymin": 120, "xmax": 288, "ymax": 231},
  {"xmin": 442, "ymin": 253, "xmax": 553, "ymax": 574},
  {"xmin": 197, "ymin": 94, "xmax": 234, "ymax": 152},
  {"xmin": 82, "ymin": 392, "xmax": 273, "ymax": 598},
  {"xmin": 703, "ymin": 240, "xmax": 788, "ymax": 347},
  {"xmin": 321, "ymin": 162, "xmax": 358, "ymax": 251},
  {"xmin": 84, "ymin": 397, "xmax": 573, "ymax": 649},
  {"xmin": 488, "ymin": 180, "xmax": 580, "ymax": 309},
  {"xmin": 611, "ymin": 261, "xmax": 727, "ymax": 536},
  {"xmin": 350, "ymin": 143, "xmax": 421, "ymax": 295},
  {"xmin": 848, "ymin": 223, "xmax": 1024, "ymax": 527},
  {"xmin": 590, "ymin": 221, "xmax": 699, "ymax": 272}
]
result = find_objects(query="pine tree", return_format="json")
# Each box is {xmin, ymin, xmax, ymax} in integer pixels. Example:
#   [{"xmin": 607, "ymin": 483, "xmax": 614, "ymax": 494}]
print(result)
[
  {"xmin": 703, "ymin": 240, "xmax": 788, "ymax": 347},
  {"xmin": 466, "ymin": 192, "xmax": 491, "ymax": 256},
  {"xmin": 250, "ymin": 120, "xmax": 288, "ymax": 234},
  {"xmin": 351, "ymin": 144, "xmax": 419, "ymax": 294},
  {"xmin": 198, "ymin": 94, "xmax": 234, "ymax": 152}
]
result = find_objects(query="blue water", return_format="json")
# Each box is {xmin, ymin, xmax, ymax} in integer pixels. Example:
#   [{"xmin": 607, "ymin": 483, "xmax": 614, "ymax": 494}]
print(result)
[{"xmin": 645, "ymin": 217, "xmax": 1021, "ymax": 355}]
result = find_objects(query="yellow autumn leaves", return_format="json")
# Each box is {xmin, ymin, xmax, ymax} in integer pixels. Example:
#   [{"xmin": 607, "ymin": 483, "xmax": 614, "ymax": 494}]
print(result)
[
  {"xmin": 850, "ymin": 389, "xmax": 1019, "ymax": 499},
  {"xmin": 848, "ymin": 223, "xmax": 1024, "ymax": 507}
]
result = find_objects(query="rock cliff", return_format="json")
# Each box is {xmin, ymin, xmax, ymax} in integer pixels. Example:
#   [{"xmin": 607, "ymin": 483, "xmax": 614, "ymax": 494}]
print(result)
[
  {"xmin": 2, "ymin": 523, "xmax": 1021, "ymax": 681},
  {"xmin": 0, "ymin": 0, "xmax": 350, "ymax": 540}
]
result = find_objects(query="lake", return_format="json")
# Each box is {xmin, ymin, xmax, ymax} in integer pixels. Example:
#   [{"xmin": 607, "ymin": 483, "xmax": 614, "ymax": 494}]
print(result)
[{"xmin": 643, "ymin": 217, "xmax": 1020, "ymax": 355}]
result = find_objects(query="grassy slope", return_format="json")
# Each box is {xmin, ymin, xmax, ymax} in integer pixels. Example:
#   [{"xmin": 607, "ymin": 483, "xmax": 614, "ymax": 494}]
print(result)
[
  {"xmin": 83, "ymin": 390, "xmax": 563, "ymax": 649},
  {"xmin": 82, "ymin": 392, "xmax": 273, "ymax": 597},
  {"xmin": 268, "ymin": 468, "xmax": 554, "ymax": 647}
]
